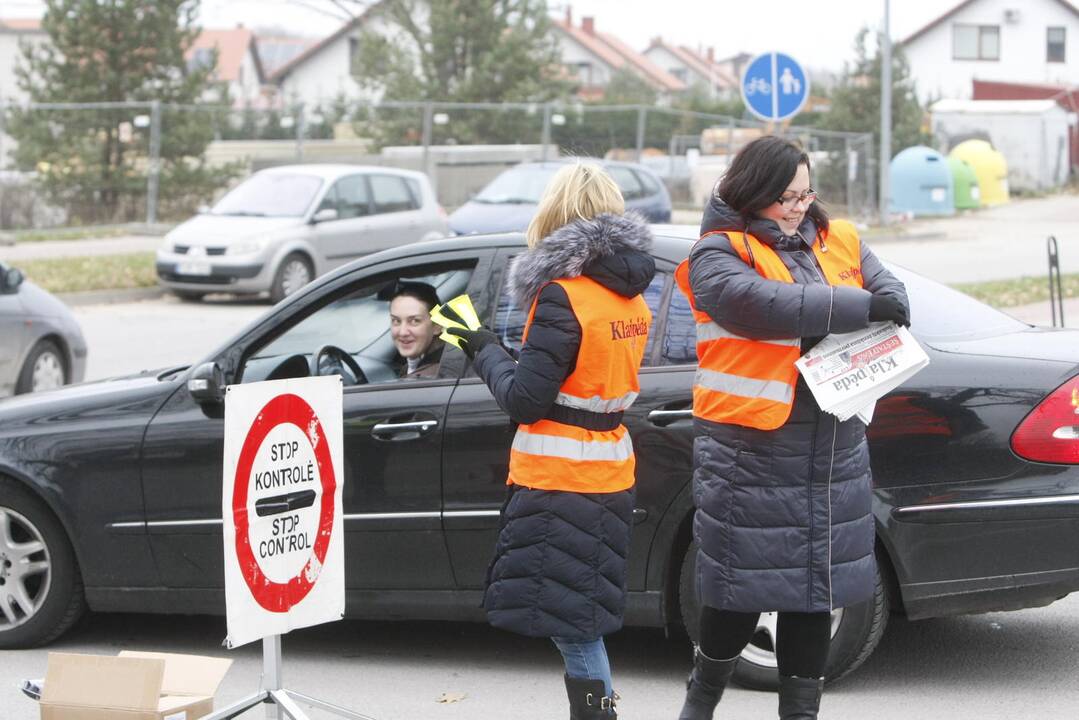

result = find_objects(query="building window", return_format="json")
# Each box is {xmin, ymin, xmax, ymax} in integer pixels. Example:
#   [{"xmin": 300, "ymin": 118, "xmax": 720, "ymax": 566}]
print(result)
[
  {"xmin": 953, "ymin": 24, "xmax": 1000, "ymax": 61},
  {"xmin": 1047, "ymin": 27, "xmax": 1066, "ymax": 63},
  {"xmin": 670, "ymin": 67, "xmax": 687, "ymax": 83}
]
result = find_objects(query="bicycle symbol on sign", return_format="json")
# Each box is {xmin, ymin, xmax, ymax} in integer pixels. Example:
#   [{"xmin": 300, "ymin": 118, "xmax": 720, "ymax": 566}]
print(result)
[{"xmin": 745, "ymin": 77, "xmax": 771, "ymax": 95}]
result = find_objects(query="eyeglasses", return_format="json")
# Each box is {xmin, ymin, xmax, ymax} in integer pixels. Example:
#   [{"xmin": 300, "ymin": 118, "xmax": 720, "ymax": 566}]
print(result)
[{"xmin": 775, "ymin": 189, "xmax": 817, "ymax": 209}]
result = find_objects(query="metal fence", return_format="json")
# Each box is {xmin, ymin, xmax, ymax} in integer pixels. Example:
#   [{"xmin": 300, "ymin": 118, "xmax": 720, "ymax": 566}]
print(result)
[{"xmin": 0, "ymin": 99, "xmax": 875, "ymax": 232}]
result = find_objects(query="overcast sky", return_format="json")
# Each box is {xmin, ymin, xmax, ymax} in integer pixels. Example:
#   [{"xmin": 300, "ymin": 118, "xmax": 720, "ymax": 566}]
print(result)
[{"xmin": 0, "ymin": 0, "xmax": 1043, "ymax": 72}]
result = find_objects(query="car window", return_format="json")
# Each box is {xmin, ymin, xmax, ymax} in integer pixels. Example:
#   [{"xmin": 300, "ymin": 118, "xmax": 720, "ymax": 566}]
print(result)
[
  {"xmin": 316, "ymin": 184, "xmax": 339, "ymax": 214},
  {"xmin": 370, "ymin": 174, "xmax": 418, "ymax": 214},
  {"xmin": 212, "ymin": 173, "xmax": 322, "ymax": 218},
  {"xmin": 661, "ymin": 280, "xmax": 697, "ymax": 365},
  {"xmin": 241, "ymin": 262, "xmax": 476, "ymax": 386},
  {"xmin": 607, "ymin": 166, "xmax": 645, "ymax": 201},
  {"xmin": 474, "ymin": 165, "xmax": 556, "ymax": 204},
  {"xmin": 635, "ymin": 169, "xmax": 661, "ymax": 196},
  {"xmin": 490, "ymin": 262, "xmax": 665, "ymax": 368},
  {"xmin": 334, "ymin": 174, "xmax": 371, "ymax": 219},
  {"xmin": 405, "ymin": 177, "xmax": 423, "ymax": 207}
]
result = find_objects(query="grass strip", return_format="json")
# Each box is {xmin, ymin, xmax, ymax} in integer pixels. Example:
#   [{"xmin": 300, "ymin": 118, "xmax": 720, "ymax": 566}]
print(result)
[
  {"xmin": 13, "ymin": 226, "xmax": 134, "ymax": 243},
  {"xmin": 16, "ymin": 252, "xmax": 157, "ymax": 294},
  {"xmin": 952, "ymin": 273, "xmax": 1079, "ymax": 308}
]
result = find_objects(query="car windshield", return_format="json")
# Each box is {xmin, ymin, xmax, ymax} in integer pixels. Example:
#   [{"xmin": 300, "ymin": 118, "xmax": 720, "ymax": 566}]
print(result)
[
  {"xmin": 473, "ymin": 165, "xmax": 557, "ymax": 204},
  {"xmin": 211, "ymin": 173, "xmax": 323, "ymax": 217}
]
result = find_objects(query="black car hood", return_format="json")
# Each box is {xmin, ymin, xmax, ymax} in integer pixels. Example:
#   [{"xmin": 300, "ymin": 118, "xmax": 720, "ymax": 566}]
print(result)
[
  {"xmin": 929, "ymin": 326, "xmax": 1079, "ymax": 365},
  {"xmin": 0, "ymin": 369, "xmax": 177, "ymax": 420}
]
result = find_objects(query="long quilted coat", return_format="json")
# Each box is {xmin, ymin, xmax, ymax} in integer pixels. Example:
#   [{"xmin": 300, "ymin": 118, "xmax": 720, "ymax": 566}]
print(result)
[
  {"xmin": 472, "ymin": 213, "xmax": 656, "ymax": 640},
  {"xmin": 688, "ymin": 198, "xmax": 908, "ymax": 613}
]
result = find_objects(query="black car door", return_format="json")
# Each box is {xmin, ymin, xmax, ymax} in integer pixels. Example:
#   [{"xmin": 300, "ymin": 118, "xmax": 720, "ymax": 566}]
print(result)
[
  {"xmin": 139, "ymin": 250, "xmax": 491, "ymax": 610},
  {"xmin": 440, "ymin": 248, "xmax": 693, "ymax": 595}
]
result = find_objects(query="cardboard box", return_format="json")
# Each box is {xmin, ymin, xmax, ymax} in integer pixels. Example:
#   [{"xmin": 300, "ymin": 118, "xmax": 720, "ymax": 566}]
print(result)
[{"xmin": 40, "ymin": 650, "xmax": 232, "ymax": 720}]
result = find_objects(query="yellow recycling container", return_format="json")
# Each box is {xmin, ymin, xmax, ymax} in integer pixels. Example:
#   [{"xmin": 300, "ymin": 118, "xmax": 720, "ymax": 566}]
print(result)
[{"xmin": 948, "ymin": 139, "xmax": 1009, "ymax": 206}]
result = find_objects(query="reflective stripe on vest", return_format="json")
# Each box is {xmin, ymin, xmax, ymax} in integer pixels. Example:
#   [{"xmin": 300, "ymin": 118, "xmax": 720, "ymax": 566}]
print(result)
[
  {"xmin": 510, "ymin": 274, "xmax": 651, "ymax": 493},
  {"xmin": 676, "ymin": 220, "xmax": 864, "ymax": 430}
]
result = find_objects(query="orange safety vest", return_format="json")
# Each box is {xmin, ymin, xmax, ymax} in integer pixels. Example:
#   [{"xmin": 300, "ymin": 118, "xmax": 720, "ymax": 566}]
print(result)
[
  {"xmin": 674, "ymin": 220, "xmax": 864, "ymax": 431},
  {"xmin": 509, "ymin": 275, "xmax": 651, "ymax": 493}
]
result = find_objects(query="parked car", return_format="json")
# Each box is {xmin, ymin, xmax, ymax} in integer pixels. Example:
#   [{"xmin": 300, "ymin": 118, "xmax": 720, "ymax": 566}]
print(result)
[
  {"xmin": 156, "ymin": 164, "xmax": 448, "ymax": 303},
  {"xmin": 448, "ymin": 160, "xmax": 672, "ymax": 235},
  {"xmin": 2, "ymin": 230, "xmax": 1078, "ymax": 692},
  {"xmin": 0, "ymin": 261, "xmax": 86, "ymax": 398}
]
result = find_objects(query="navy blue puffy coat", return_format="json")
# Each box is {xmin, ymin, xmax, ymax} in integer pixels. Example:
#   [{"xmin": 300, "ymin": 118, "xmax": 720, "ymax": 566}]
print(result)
[
  {"xmin": 688, "ymin": 198, "xmax": 908, "ymax": 613},
  {"xmin": 472, "ymin": 213, "xmax": 655, "ymax": 640}
]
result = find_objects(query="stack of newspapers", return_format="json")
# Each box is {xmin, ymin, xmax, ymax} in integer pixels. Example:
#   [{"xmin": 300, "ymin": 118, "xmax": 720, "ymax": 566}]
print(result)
[{"xmin": 795, "ymin": 322, "xmax": 929, "ymax": 424}]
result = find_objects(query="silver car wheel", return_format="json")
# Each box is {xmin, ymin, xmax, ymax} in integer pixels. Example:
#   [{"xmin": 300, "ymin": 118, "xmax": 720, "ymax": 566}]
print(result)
[
  {"xmin": 280, "ymin": 258, "xmax": 312, "ymax": 297},
  {"xmin": 0, "ymin": 507, "xmax": 52, "ymax": 631},
  {"xmin": 30, "ymin": 350, "xmax": 65, "ymax": 392},
  {"xmin": 741, "ymin": 609, "xmax": 845, "ymax": 668}
]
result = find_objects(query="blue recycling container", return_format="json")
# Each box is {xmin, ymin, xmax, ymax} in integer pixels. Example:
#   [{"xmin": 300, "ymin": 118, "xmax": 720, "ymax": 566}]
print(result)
[{"xmin": 889, "ymin": 145, "xmax": 955, "ymax": 217}]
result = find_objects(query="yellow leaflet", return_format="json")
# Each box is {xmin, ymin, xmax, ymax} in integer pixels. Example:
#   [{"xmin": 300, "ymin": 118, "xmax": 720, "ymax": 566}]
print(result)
[{"xmin": 430, "ymin": 294, "xmax": 480, "ymax": 349}]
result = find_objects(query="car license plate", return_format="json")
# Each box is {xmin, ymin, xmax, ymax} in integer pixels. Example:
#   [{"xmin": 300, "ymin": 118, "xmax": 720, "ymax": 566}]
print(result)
[{"xmin": 177, "ymin": 261, "xmax": 211, "ymax": 276}]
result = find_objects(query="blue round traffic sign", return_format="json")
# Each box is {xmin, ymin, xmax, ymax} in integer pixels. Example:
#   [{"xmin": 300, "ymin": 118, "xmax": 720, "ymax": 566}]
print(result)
[{"xmin": 741, "ymin": 52, "xmax": 810, "ymax": 122}]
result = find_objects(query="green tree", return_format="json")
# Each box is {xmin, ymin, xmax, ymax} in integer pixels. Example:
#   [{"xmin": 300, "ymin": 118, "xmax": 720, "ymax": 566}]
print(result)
[
  {"xmin": 5, "ymin": 0, "xmax": 238, "ymax": 223},
  {"xmin": 819, "ymin": 27, "xmax": 929, "ymax": 153},
  {"xmin": 352, "ymin": 0, "xmax": 568, "ymax": 146}
]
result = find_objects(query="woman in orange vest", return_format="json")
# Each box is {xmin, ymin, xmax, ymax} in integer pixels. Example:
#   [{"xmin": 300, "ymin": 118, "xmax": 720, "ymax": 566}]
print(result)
[
  {"xmin": 673, "ymin": 136, "xmax": 908, "ymax": 720},
  {"xmin": 448, "ymin": 162, "xmax": 654, "ymax": 719}
]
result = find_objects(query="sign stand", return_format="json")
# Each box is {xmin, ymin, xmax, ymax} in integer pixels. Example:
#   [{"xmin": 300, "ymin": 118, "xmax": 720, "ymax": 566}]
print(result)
[{"xmin": 203, "ymin": 635, "xmax": 376, "ymax": 720}]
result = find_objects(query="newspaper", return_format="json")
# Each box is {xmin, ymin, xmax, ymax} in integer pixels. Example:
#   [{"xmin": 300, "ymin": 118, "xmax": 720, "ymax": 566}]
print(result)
[
  {"xmin": 429, "ymin": 294, "xmax": 482, "ymax": 349},
  {"xmin": 795, "ymin": 322, "xmax": 929, "ymax": 423}
]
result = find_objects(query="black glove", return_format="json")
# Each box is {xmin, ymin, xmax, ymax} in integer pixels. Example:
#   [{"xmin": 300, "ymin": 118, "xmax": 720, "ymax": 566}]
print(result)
[
  {"xmin": 868, "ymin": 293, "xmax": 910, "ymax": 327},
  {"xmin": 446, "ymin": 326, "xmax": 500, "ymax": 359}
]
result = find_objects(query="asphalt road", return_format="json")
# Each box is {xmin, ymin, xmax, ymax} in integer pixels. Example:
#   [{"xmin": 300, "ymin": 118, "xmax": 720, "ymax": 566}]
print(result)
[{"xmin": 2, "ymin": 592, "xmax": 1077, "ymax": 719}]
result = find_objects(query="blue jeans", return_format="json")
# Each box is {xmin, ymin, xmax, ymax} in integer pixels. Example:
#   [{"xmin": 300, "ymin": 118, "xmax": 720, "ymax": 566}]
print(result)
[{"xmin": 551, "ymin": 636, "xmax": 612, "ymax": 697}]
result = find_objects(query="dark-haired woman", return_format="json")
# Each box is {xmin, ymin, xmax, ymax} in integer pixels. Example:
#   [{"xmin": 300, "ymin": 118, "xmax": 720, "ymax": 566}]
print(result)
[{"xmin": 673, "ymin": 136, "xmax": 908, "ymax": 720}]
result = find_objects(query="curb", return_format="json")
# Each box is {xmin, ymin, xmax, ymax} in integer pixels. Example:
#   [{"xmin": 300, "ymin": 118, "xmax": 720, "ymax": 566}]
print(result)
[
  {"xmin": 864, "ymin": 231, "xmax": 948, "ymax": 244},
  {"xmin": 59, "ymin": 286, "xmax": 167, "ymax": 307}
]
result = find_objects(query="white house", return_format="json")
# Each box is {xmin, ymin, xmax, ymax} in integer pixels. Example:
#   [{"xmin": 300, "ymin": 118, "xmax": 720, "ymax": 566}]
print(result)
[
  {"xmin": 550, "ymin": 11, "xmax": 686, "ymax": 100},
  {"xmin": 186, "ymin": 27, "xmax": 267, "ymax": 108},
  {"xmin": 0, "ymin": 18, "xmax": 46, "ymax": 104},
  {"xmin": 269, "ymin": 9, "xmax": 405, "ymax": 110},
  {"xmin": 642, "ymin": 39, "xmax": 738, "ymax": 100},
  {"xmin": 901, "ymin": 0, "xmax": 1079, "ymax": 102}
]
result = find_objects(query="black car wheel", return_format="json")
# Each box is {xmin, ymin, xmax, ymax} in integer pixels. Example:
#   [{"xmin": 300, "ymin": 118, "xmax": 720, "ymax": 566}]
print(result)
[
  {"xmin": 678, "ymin": 540, "xmax": 889, "ymax": 690},
  {"xmin": 15, "ymin": 339, "xmax": 66, "ymax": 395},
  {"xmin": 0, "ymin": 476, "xmax": 85, "ymax": 649},
  {"xmin": 271, "ymin": 253, "xmax": 313, "ymax": 304}
]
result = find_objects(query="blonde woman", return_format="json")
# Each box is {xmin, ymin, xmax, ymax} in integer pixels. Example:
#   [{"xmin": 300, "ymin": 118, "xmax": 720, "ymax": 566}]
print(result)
[{"xmin": 448, "ymin": 163, "xmax": 655, "ymax": 719}]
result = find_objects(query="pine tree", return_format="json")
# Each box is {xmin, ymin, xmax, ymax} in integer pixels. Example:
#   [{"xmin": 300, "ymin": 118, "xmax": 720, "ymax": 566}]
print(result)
[{"xmin": 5, "ymin": 0, "xmax": 238, "ymax": 223}]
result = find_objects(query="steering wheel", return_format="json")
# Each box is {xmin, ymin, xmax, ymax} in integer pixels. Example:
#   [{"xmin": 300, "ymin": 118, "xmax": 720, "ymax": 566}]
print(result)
[{"xmin": 310, "ymin": 344, "xmax": 368, "ymax": 386}]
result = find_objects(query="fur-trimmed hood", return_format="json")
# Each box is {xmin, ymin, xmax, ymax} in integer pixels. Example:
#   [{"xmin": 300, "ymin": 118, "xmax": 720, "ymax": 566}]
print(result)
[{"xmin": 508, "ymin": 212, "xmax": 655, "ymax": 307}]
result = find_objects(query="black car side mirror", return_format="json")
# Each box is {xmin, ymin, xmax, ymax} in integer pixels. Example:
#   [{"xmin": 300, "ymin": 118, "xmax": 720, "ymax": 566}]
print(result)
[
  {"xmin": 2, "ymin": 267, "xmax": 24, "ymax": 294},
  {"xmin": 188, "ymin": 361, "xmax": 225, "ymax": 404}
]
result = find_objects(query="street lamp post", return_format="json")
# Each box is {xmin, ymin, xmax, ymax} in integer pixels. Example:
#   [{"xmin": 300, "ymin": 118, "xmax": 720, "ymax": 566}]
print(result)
[{"xmin": 879, "ymin": 0, "xmax": 892, "ymax": 225}]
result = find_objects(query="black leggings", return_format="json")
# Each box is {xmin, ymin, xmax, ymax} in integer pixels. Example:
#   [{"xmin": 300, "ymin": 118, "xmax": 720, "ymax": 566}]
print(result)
[{"xmin": 698, "ymin": 605, "xmax": 832, "ymax": 679}]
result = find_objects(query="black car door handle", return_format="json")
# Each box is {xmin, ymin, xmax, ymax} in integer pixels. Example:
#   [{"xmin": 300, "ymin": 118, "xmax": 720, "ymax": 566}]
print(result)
[{"xmin": 371, "ymin": 419, "xmax": 439, "ymax": 438}]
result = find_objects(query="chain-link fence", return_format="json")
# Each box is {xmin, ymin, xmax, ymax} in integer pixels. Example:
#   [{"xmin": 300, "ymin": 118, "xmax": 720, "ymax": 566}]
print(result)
[{"xmin": 0, "ymin": 99, "xmax": 875, "ymax": 232}]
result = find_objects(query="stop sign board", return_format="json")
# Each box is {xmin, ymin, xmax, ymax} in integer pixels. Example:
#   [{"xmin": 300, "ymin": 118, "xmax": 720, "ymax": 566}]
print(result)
[{"xmin": 222, "ymin": 376, "xmax": 344, "ymax": 649}]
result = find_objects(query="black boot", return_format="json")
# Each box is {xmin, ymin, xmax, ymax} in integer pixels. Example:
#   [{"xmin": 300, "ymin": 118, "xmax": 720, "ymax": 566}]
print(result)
[
  {"xmin": 564, "ymin": 675, "xmax": 617, "ymax": 719},
  {"xmin": 677, "ymin": 647, "xmax": 738, "ymax": 720},
  {"xmin": 778, "ymin": 675, "xmax": 824, "ymax": 719}
]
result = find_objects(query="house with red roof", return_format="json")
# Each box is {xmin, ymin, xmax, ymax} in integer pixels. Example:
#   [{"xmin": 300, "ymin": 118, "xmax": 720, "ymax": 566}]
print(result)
[
  {"xmin": 185, "ymin": 26, "xmax": 268, "ymax": 108},
  {"xmin": 551, "ymin": 10, "xmax": 686, "ymax": 101},
  {"xmin": 642, "ymin": 38, "xmax": 740, "ymax": 100}
]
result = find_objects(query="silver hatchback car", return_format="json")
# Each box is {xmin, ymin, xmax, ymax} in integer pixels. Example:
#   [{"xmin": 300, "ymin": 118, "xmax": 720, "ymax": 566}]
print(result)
[
  {"xmin": 155, "ymin": 164, "xmax": 449, "ymax": 302},
  {"xmin": 0, "ymin": 262, "xmax": 87, "ymax": 398}
]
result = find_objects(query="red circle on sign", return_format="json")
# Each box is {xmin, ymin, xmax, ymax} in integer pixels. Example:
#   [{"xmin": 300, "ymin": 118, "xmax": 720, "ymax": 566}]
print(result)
[{"xmin": 233, "ymin": 393, "xmax": 336, "ymax": 612}]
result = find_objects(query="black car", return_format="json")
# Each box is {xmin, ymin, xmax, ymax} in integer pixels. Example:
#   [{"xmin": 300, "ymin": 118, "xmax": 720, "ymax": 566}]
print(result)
[{"xmin": 1, "ymin": 230, "xmax": 1077, "ymax": 690}]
